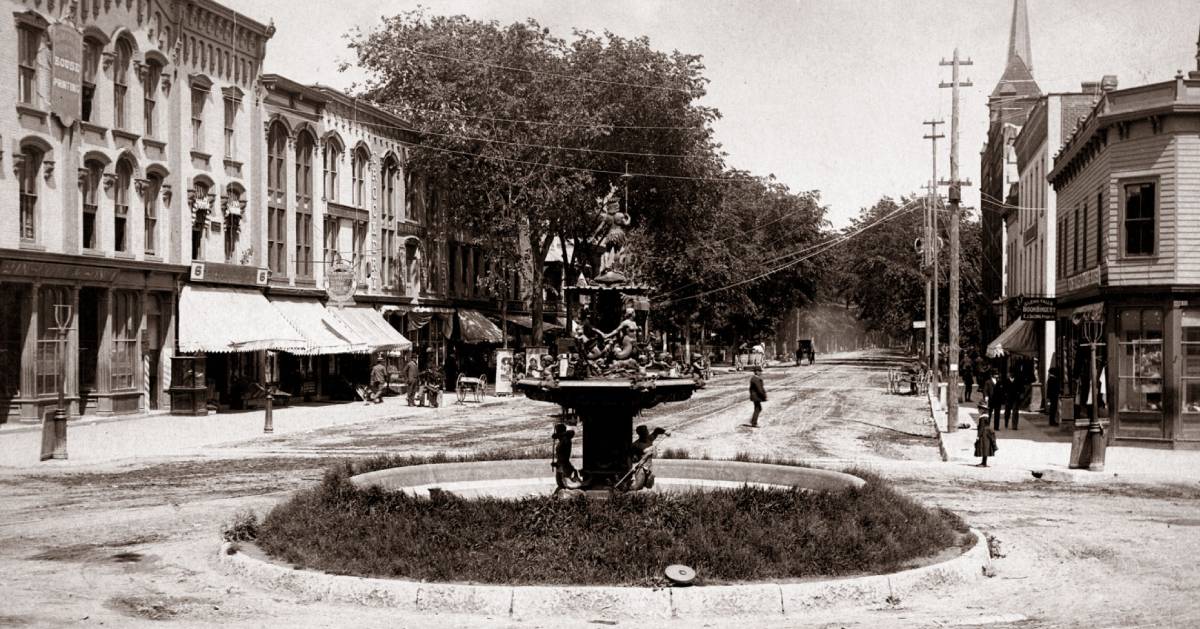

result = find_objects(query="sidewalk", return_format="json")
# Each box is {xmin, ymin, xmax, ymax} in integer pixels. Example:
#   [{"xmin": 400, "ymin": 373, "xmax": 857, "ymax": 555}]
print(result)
[
  {"xmin": 932, "ymin": 392, "xmax": 1200, "ymax": 485},
  {"xmin": 0, "ymin": 394, "xmax": 513, "ymax": 470}
]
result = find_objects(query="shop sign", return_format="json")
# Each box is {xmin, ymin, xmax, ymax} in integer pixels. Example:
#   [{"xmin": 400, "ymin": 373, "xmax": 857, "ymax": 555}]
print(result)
[
  {"xmin": 188, "ymin": 262, "xmax": 269, "ymax": 287},
  {"xmin": 1020, "ymin": 296, "xmax": 1057, "ymax": 321},
  {"xmin": 326, "ymin": 259, "xmax": 356, "ymax": 306},
  {"xmin": 494, "ymin": 348, "xmax": 513, "ymax": 396},
  {"xmin": 1064, "ymin": 267, "xmax": 1103, "ymax": 294},
  {"xmin": 49, "ymin": 23, "xmax": 83, "ymax": 127},
  {"xmin": 0, "ymin": 260, "xmax": 117, "ymax": 282},
  {"xmin": 912, "ymin": 320, "xmax": 927, "ymax": 329}
]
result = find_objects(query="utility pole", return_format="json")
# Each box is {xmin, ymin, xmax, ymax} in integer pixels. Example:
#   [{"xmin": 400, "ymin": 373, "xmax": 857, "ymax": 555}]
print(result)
[
  {"xmin": 922, "ymin": 120, "xmax": 944, "ymax": 374},
  {"xmin": 940, "ymin": 48, "xmax": 973, "ymax": 433}
]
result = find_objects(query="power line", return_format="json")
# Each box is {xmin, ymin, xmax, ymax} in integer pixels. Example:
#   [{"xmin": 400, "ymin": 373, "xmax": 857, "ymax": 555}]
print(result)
[
  {"xmin": 387, "ymin": 104, "xmax": 710, "ymax": 131},
  {"xmin": 400, "ymin": 47, "xmax": 693, "ymax": 94}
]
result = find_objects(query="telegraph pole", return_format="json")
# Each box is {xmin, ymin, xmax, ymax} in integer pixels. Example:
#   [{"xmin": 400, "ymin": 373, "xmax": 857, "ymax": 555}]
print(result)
[
  {"xmin": 922, "ymin": 120, "xmax": 944, "ymax": 374},
  {"xmin": 940, "ymin": 49, "xmax": 973, "ymax": 433}
]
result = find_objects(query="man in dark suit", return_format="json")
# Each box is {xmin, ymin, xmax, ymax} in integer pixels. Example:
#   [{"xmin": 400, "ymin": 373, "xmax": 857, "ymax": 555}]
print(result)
[
  {"xmin": 404, "ymin": 354, "xmax": 420, "ymax": 407},
  {"xmin": 748, "ymin": 366, "xmax": 767, "ymax": 427},
  {"xmin": 981, "ymin": 367, "xmax": 1007, "ymax": 431}
]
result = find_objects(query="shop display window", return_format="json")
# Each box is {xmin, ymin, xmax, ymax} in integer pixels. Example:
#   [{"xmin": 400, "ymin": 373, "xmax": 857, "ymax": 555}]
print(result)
[
  {"xmin": 1182, "ymin": 309, "xmax": 1200, "ymax": 414},
  {"xmin": 1117, "ymin": 308, "xmax": 1163, "ymax": 413}
]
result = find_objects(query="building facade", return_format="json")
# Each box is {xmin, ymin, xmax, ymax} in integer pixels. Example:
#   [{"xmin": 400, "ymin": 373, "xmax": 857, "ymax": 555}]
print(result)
[
  {"xmin": 980, "ymin": 0, "xmax": 1041, "ymax": 344},
  {"xmin": 1048, "ymin": 58, "xmax": 1200, "ymax": 448}
]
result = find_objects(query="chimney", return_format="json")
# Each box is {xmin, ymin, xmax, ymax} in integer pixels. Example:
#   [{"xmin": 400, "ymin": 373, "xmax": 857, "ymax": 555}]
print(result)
[
  {"xmin": 1100, "ymin": 75, "xmax": 1119, "ymax": 92},
  {"xmin": 1081, "ymin": 81, "xmax": 1101, "ymax": 95}
]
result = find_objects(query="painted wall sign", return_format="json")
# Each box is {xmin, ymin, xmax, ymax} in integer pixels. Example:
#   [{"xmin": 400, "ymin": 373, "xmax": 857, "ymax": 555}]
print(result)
[
  {"xmin": 49, "ymin": 23, "xmax": 83, "ymax": 127},
  {"xmin": 326, "ymin": 259, "xmax": 356, "ymax": 306},
  {"xmin": 0, "ymin": 260, "xmax": 118, "ymax": 283}
]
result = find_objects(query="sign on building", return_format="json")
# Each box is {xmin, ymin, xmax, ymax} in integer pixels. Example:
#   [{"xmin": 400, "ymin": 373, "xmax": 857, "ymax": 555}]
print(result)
[
  {"xmin": 912, "ymin": 320, "xmax": 927, "ymax": 329},
  {"xmin": 1020, "ymin": 296, "xmax": 1057, "ymax": 321},
  {"xmin": 49, "ymin": 23, "xmax": 82, "ymax": 127},
  {"xmin": 326, "ymin": 259, "xmax": 356, "ymax": 307}
]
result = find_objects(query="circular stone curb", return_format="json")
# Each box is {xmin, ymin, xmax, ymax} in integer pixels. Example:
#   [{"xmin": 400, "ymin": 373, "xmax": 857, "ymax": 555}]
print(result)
[{"xmin": 218, "ymin": 533, "xmax": 989, "ymax": 619}]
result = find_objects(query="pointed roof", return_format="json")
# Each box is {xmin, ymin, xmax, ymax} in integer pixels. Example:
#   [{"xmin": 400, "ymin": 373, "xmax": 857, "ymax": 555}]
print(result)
[{"xmin": 990, "ymin": 0, "xmax": 1040, "ymax": 101}]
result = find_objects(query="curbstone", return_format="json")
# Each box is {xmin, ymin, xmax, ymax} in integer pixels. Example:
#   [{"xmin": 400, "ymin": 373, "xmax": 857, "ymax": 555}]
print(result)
[
  {"xmin": 669, "ymin": 583, "xmax": 783, "ymax": 617},
  {"xmin": 416, "ymin": 583, "xmax": 512, "ymax": 615},
  {"xmin": 511, "ymin": 585, "xmax": 672, "ymax": 620}
]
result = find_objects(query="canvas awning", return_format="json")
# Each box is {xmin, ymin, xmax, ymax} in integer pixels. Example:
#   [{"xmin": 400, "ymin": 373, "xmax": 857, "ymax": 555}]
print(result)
[
  {"xmin": 457, "ymin": 309, "xmax": 504, "ymax": 344},
  {"xmin": 502, "ymin": 313, "xmax": 563, "ymax": 331},
  {"xmin": 178, "ymin": 285, "xmax": 305, "ymax": 353},
  {"xmin": 331, "ymin": 306, "xmax": 412, "ymax": 352},
  {"xmin": 268, "ymin": 296, "xmax": 369, "ymax": 355},
  {"xmin": 987, "ymin": 318, "xmax": 1038, "ymax": 358}
]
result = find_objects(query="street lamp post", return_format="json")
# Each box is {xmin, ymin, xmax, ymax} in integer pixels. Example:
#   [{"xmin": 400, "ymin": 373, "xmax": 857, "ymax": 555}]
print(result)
[
  {"xmin": 41, "ymin": 303, "xmax": 72, "ymax": 461},
  {"xmin": 1069, "ymin": 311, "xmax": 1107, "ymax": 470}
]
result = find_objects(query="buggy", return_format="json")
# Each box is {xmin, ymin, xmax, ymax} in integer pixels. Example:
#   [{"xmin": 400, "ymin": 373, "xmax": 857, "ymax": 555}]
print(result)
[{"xmin": 796, "ymin": 339, "xmax": 816, "ymax": 365}]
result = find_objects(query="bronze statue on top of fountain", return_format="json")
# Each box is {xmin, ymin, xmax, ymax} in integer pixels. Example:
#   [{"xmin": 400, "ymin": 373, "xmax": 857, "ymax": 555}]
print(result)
[{"xmin": 592, "ymin": 184, "xmax": 632, "ymax": 284}]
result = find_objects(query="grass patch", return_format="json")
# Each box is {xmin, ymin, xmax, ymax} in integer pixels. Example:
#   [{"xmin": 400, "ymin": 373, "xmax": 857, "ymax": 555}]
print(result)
[{"xmin": 254, "ymin": 456, "xmax": 968, "ymax": 586}]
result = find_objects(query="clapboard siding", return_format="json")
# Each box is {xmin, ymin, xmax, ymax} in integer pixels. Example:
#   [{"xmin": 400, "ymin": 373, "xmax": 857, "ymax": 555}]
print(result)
[
  {"xmin": 1056, "ymin": 150, "xmax": 1110, "ymax": 296},
  {"xmin": 1106, "ymin": 126, "xmax": 1177, "ymax": 286},
  {"xmin": 1175, "ymin": 126, "xmax": 1200, "ymax": 282}
]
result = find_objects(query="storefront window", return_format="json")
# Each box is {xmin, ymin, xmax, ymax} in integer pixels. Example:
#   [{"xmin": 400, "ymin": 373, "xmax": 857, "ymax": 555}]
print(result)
[
  {"xmin": 0, "ymin": 285, "xmax": 25, "ymax": 401},
  {"xmin": 36, "ymin": 287, "xmax": 70, "ymax": 397},
  {"xmin": 111, "ymin": 291, "xmax": 139, "ymax": 391},
  {"xmin": 1183, "ymin": 310, "xmax": 1200, "ymax": 414},
  {"xmin": 1118, "ymin": 308, "xmax": 1163, "ymax": 413}
]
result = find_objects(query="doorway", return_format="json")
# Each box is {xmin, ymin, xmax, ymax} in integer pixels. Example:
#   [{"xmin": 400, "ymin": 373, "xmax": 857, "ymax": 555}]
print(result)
[{"xmin": 77, "ymin": 287, "xmax": 101, "ymax": 414}]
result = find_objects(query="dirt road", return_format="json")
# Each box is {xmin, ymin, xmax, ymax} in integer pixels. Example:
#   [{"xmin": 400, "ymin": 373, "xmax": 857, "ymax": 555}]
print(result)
[{"xmin": 1, "ymin": 350, "xmax": 1197, "ymax": 628}]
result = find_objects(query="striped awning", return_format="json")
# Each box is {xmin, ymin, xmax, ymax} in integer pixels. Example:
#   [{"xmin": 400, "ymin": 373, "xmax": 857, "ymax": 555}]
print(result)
[
  {"xmin": 987, "ymin": 318, "xmax": 1037, "ymax": 358},
  {"xmin": 178, "ymin": 286, "xmax": 305, "ymax": 353},
  {"xmin": 457, "ymin": 309, "xmax": 504, "ymax": 344},
  {"xmin": 268, "ymin": 296, "xmax": 369, "ymax": 355},
  {"xmin": 331, "ymin": 306, "xmax": 412, "ymax": 352}
]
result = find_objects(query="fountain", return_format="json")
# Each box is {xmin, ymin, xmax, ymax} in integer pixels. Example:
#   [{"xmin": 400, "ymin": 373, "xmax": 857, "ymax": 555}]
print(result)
[{"xmin": 515, "ymin": 185, "xmax": 700, "ymax": 491}]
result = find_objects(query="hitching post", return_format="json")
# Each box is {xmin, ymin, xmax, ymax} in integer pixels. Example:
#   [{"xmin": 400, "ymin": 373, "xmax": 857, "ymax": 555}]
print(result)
[{"xmin": 41, "ymin": 303, "xmax": 72, "ymax": 460}]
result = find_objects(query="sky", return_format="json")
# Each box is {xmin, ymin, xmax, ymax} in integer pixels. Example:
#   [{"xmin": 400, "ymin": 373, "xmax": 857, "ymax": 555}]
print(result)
[{"xmin": 222, "ymin": 0, "xmax": 1200, "ymax": 228}]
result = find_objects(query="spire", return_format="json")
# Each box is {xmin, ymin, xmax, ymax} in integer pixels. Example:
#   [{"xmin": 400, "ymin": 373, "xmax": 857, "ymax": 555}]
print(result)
[
  {"xmin": 1195, "ymin": 19, "xmax": 1199, "ymax": 72},
  {"xmin": 1008, "ymin": 0, "xmax": 1033, "ymax": 72}
]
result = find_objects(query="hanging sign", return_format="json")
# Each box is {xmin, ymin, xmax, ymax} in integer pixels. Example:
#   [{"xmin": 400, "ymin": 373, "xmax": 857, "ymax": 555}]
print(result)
[
  {"xmin": 49, "ymin": 23, "xmax": 83, "ymax": 127},
  {"xmin": 1020, "ymin": 296, "xmax": 1057, "ymax": 321},
  {"xmin": 325, "ymin": 259, "xmax": 356, "ymax": 307}
]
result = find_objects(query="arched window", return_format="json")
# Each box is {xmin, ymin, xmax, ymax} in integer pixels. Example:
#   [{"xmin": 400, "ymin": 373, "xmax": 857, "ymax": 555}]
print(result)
[
  {"xmin": 191, "ymin": 180, "xmax": 209, "ymax": 261},
  {"xmin": 113, "ymin": 38, "xmax": 133, "ymax": 130},
  {"xmin": 295, "ymin": 132, "xmax": 314, "ymax": 278},
  {"xmin": 224, "ymin": 184, "xmax": 244, "ymax": 263},
  {"xmin": 352, "ymin": 147, "xmax": 368, "ymax": 208},
  {"xmin": 17, "ymin": 23, "xmax": 41, "ymax": 106},
  {"xmin": 18, "ymin": 147, "xmax": 42, "ymax": 242},
  {"xmin": 266, "ymin": 123, "xmax": 288, "ymax": 274},
  {"xmin": 143, "ymin": 60, "xmax": 161, "ymax": 137},
  {"xmin": 144, "ymin": 172, "xmax": 162, "ymax": 255},
  {"xmin": 82, "ymin": 37, "xmax": 102, "ymax": 122},
  {"xmin": 380, "ymin": 156, "xmax": 400, "ymax": 289},
  {"xmin": 114, "ymin": 159, "xmax": 133, "ymax": 252},
  {"xmin": 323, "ymin": 139, "xmax": 340, "ymax": 201},
  {"xmin": 82, "ymin": 160, "xmax": 103, "ymax": 250}
]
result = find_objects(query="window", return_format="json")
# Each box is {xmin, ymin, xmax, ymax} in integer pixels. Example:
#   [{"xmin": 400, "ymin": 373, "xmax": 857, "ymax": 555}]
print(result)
[
  {"xmin": 191, "ymin": 182, "xmax": 208, "ymax": 261},
  {"xmin": 191, "ymin": 88, "xmax": 206, "ymax": 150},
  {"xmin": 1081, "ymin": 201, "xmax": 1089, "ymax": 270},
  {"xmin": 111, "ymin": 291, "xmax": 138, "ymax": 391},
  {"xmin": 18, "ymin": 25, "xmax": 39, "ymax": 105},
  {"xmin": 1123, "ymin": 182, "xmax": 1155, "ymax": 256},
  {"xmin": 323, "ymin": 140, "xmax": 340, "ymax": 201},
  {"xmin": 353, "ymin": 220, "xmax": 366, "ymax": 284},
  {"xmin": 224, "ymin": 188, "xmax": 242, "ymax": 263},
  {"xmin": 18, "ymin": 148, "xmax": 41, "ymax": 241},
  {"xmin": 144, "ymin": 173, "xmax": 161, "ymax": 255},
  {"xmin": 352, "ymin": 148, "xmax": 368, "ymax": 208},
  {"xmin": 223, "ymin": 97, "xmax": 237, "ymax": 159},
  {"xmin": 1072, "ymin": 206, "xmax": 1080, "ymax": 274},
  {"xmin": 114, "ymin": 159, "xmax": 132, "ymax": 253},
  {"xmin": 82, "ymin": 38, "xmax": 101, "ymax": 123},
  {"xmin": 295, "ymin": 133, "xmax": 314, "ymax": 278},
  {"xmin": 143, "ymin": 61, "xmax": 161, "ymax": 136},
  {"xmin": 36, "ymin": 286, "xmax": 70, "ymax": 396},
  {"xmin": 113, "ymin": 39, "xmax": 132, "ymax": 130},
  {"xmin": 1184, "ymin": 310, "xmax": 1200, "ymax": 414},
  {"xmin": 267, "ymin": 123, "xmax": 288, "ymax": 274},
  {"xmin": 1096, "ymin": 190, "xmax": 1104, "ymax": 266},
  {"xmin": 381, "ymin": 157, "xmax": 399, "ymax": 289},
  {"xmin": 1118, "ymin": 309, "xmax": 1163, "ymax": 413},
  {"xmin": 81, "ymin": 160, "xmax": 102, "ymax": 249},
  {"xmin": 323, "ymin": 216, "xmax": 339, "ymax": 267}
]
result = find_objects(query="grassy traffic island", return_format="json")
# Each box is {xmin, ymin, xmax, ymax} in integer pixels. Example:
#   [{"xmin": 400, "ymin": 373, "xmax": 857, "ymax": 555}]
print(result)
[{"xmin": 235, "ymin": 454, "xmax": 973, "ymax": 587}]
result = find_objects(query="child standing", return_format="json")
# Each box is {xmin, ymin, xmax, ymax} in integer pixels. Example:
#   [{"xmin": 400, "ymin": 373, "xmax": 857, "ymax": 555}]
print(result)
[{"xmin": 975, "ymin": 414, "xmax": 998, "ymax": 467}]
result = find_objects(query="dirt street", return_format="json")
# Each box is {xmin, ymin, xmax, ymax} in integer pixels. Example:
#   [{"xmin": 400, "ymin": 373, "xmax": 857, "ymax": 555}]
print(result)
[{"xmin": 1, "ymin": 350, "xmax": 1198, "ymax": 628}]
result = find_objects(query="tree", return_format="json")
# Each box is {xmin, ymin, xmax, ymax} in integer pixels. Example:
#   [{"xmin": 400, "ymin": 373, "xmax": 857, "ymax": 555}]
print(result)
[{"xmin": 348, "ymin": 13, "xmax": 721, "ymax": 346}]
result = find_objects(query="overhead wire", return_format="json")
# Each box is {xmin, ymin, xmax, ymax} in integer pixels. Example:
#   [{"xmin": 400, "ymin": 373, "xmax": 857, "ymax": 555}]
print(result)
[{"xmin": 385, "ymin": 104, "xmax": 710, "ymax": 130}]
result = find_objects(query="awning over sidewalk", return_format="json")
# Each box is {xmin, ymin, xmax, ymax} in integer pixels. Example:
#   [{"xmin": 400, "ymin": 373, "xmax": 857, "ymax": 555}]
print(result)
[
  {"xmin": 502, "ymin": 313, "xmax": 564, "ymax": 331},
  {"xmin": 458, "ymin": 309, "xmax": 504, "ymax": 344},
  {"xmin": 268, "ymin": 297, "xmax": 368, "ymax": 355},
  {"xmin": 178, "ymin": 286, "xmax": 305, "ymax": 353},
  {"xmin": 987, "ymin": 318, "xmax": 1038, "ymax": 358},
  {"xmin": 331, "ymin": 306, "xmax": 412, "ymax": 352}
]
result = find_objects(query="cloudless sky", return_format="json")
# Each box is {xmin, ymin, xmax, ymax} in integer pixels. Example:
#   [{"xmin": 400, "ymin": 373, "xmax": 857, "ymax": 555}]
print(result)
[{"xmin": 224, "ymin": 0, "xmax": 1200, "ymax": 227}]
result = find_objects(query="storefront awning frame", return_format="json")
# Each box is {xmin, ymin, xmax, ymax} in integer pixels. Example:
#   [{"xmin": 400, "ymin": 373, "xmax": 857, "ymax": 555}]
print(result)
[{"xmin": 178, "ymin": 285, "xmax": 307, "ymax": 353}]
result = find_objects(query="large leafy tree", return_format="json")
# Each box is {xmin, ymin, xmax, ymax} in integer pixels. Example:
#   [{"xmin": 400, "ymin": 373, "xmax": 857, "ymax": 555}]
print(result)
[{"xmin": 348, "ymin": 12, "xmax": 721, "ymax": 345}]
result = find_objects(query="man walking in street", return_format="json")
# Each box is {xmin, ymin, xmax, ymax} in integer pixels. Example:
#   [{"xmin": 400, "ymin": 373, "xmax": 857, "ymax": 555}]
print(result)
[
  {"xmin": 404, "ymin": 353, "xmax": 420, "ymax": 407},
  {"xmin": 982, "ymin": 365, "xmax": 1007, "ymax": 431},
  {"xmin": 366, "ymin": 356, "xmax": 388, "ymax": 405},
  {"xmin": 748, "ymin": 365, "xmax": 767, "ymax": 428}
]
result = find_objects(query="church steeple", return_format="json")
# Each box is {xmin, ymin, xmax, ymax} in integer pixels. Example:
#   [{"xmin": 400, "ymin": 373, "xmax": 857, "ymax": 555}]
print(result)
[
  {"xmin": 1008, "ymin": 0, "xmax": 1033, "ymax": 72},
  {"xmin": 990, "ymin": 0, "xmax": 1041, "ymax": 102}
]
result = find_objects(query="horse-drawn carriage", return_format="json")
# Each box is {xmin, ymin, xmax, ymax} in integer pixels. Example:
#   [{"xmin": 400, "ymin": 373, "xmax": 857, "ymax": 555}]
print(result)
[{"xmin": 796, "ymin": 339, "xmax": 816, "ymax": 365}]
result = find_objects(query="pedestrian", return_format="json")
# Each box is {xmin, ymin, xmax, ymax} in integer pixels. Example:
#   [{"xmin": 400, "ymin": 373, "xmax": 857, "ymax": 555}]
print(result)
[
  {"xmin": 961, "ymin": 352, "xmax": 975, "ymax": 402},
  {"xmin": 748, "ymin": 365, "xmax": 767, "ymax": 427},
  {"xmin": 975, "ymin": 412, "xmax": 998, "ymax": 467},
  {"xmin": 982, "ymin": 366, "xmax": 1007, "ymax": 431},
  {"xmin": 1005, "ymin": 361, "xmax": 1025, "ymax": 430},
  {"xmin": 404, "ymin": 353, "xmax": 420, "ymax": 407},
  {"xmin": 365, "ymin": 356, "xmax": 387, "ymax": 405},
  {"xmin": 1046, "ymin": 354, "xmax": 1062, "ymax": 426}
]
